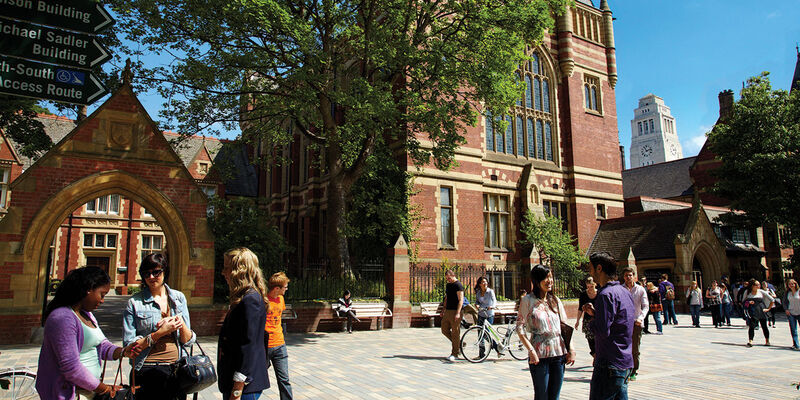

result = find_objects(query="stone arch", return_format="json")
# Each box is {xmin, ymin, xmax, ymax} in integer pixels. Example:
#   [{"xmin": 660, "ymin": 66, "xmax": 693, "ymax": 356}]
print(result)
[
  {"xmin": 689, "ymin": 240, "xmax": 723, "ymax": 288},
  {"xmin": 21, "ymin": 170, "xmax": 193, "ymax": 308}
]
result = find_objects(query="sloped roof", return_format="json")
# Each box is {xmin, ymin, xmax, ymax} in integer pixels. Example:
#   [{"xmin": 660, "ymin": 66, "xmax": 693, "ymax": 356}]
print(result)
[
  {"xmin": 164, "ymin": 131, "xmax": 224, "ymax": 167},
  {"xmin": 587, "ymin": 208, "xmax": 692, "ymax": 261},
  {"xmin": 212, "ymin": 142, "xmax": 258, "ymax": 197},
  {"xmin": 576, "ymin": 0, "xmax": 595, "ymax": 8},
  {"xmin": 792, "ymin": 48, "xmax": 800, "ymax": 92},
  {"xmin": 8, "ymin": 115, "xmax": 77, "ymax": 169},
  {"xmin": 622, "ymin": 156, "xmax": 696, "ymax": 199}
]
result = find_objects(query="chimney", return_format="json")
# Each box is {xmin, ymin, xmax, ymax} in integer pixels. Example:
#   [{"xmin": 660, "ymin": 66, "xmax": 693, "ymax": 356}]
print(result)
[
  {"xmin": 718, "ymin": 90, "xmax": 734, "ymax": 120},
  {"xmin": 619, "ymin": 145, "xmax": 626, "ymax": 171}
]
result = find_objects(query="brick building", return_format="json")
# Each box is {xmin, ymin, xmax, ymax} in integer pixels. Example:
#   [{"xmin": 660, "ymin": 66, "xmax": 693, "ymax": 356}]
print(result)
[{"xmin": 263, "ymin": 0, "xmax": 624, "ymax": 294}]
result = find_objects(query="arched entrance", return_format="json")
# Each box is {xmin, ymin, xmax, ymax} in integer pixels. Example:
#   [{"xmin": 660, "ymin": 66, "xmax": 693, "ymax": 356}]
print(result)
[
  {"xmin": 22, "ymin": 170, "xmax": 193, "ymax": 311},
  {"xmin": 691, "ymin": 242, "xmax": 720, "ymax": 291}
]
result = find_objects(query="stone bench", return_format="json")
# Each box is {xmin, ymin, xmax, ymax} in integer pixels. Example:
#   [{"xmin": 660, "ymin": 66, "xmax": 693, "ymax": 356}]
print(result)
[{"xmin": 332, "ymin": 301, "xmax": 392, "ymax": 331}]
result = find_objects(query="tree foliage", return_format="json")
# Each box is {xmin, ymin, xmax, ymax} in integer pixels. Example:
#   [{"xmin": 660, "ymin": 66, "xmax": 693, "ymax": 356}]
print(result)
[
  {"xmin": 108, "ymin": 0, "xmax": 568, "ymax": 273},
  {"xmin": 207, "ymin": 196, "xmax": 291, "ymax": 301},
  {"xmin": 519, "ymin": 210, "xmax": 586, "ymax": 294},
  {"xmin": 707, "ymin": 73, "xmax": 800, "ymax": 241}
]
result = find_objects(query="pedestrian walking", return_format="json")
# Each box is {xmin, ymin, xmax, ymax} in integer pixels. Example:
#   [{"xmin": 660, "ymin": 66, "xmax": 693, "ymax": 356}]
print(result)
[
  {"xmin": 645, "ymin": 282, "xmax": 663, "ymax": 334},
  {"xmin": 475, "ymin": 276, "xmax": 497, "ymax": 326},
  {"xmin": 122, "ymin": 253, "xmax": 195, "ymax": 400},
  {"xmin": 337, "ymin": 289, "xmax": 360, "ymax": 333},
  {"xmin": 218, "ymin": 247, "xmax": 270, "ymax": 400},
  {"xmin": 37, "ymin": 267, "xmax": 139, "ymax": 400},
  {"xmin": 784, "ymin": 279, "xmax": 800, "ymax": 350},
  {"xmin": 440, "ymin": 269, "xmax": 464, "ymax": 361},
  {"xmin": 574, "ymin": 277, "xmax": 598, "ymax": 357},
  {"xmin": 584, "ymin": 252, "xmax": 635, "ymax": 400},
  {"xmin": 266, "ymin": 272, "xmax": 294, "ymax": 399},
  {"xmin": 705, "ymin": 280, "xmax": 722, "ymax": 328},
  {"xmin": 516, "ymin": 264, "xmax": 575, "ymax": 400},
  {"xmin": 622, "ymin": 268, "xmax": 648, "ymax": 382},
  {"xmin": 686, "ymin": 281, "xmax": 703, "ymax": 328},
  {"xmin": 762, "ymin": 281, "xmax": 778, "ymax": 328},
  {"xmin": 720, "ymin": 283, "xmax": 732, "ymax": 326},
  {"xmin": 658, "ymin": 274, "xmax": 678, "ymax": 325},
  {"xmin": 743, "ymin": 279, "xmax": 775, "ymax": 348}
]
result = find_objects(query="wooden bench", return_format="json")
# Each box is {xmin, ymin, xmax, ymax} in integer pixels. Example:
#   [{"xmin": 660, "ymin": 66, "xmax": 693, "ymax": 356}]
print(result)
[
  {"xmin": 332, "ymin": 301, "xmax": 393, "ymax": 331},
  {"xmin": 493, "ymin": 301, "xmax": 519, "ymax": 324},
  {"xmin": 420, "ymin": 302, "xmax": 443, "ymax": 327},
  {"xmin": 280, "ymin": 303, "xmax": 298, "ymax": 334}
]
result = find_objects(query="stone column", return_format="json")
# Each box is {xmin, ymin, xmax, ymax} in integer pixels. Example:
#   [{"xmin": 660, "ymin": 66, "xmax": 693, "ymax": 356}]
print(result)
[{"xmin": 387, "ymin": 235, "xmax": 412, "ymax": 328}]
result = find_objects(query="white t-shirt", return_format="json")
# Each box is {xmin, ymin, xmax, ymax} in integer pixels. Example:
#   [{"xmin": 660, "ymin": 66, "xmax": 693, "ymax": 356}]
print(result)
[
  {"xmin": 744, "ymin": 289, "xmax": 774, "ymax": 308},
  {"xmin": 786, "ymin": 290, "xmax": 800, "ymax": 315}
]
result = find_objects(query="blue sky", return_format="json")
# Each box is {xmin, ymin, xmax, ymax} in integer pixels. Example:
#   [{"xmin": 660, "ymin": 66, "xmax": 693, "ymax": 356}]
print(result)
[
  {"xmin": 87, "ymin": 1, "xmax": 800, "ymax": 154},
  {"xmin": 612, "ymin": 0, "xmax": 800, "ymax": 167}
]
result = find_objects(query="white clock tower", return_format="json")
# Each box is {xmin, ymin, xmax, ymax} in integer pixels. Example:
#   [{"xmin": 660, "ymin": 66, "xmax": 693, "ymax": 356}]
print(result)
[{"xmin": 629, "ymin": 94, "xmax": 683, "ymax": 168}]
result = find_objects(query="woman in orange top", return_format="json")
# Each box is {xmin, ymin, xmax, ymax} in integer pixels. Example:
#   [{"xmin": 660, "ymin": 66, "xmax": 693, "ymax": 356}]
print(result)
[{"xmin": 265, "ymin": 272, "xmax": 293, "ymax": 400}]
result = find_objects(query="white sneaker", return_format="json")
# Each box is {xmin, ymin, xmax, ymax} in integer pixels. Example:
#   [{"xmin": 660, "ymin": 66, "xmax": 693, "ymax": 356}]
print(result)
[{"xmin": 446, "ymin": 355, "xmax": 456, "ymax": 362}]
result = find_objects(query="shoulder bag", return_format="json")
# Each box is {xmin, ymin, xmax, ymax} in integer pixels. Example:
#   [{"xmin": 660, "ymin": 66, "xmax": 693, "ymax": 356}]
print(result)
[
  {"xmin": 96, "ymin": 358, "xmax": 135, "ymax": 400},
  {"xmin": 172, "ymin": 340, "xmax": 218, "ymax": 396}
]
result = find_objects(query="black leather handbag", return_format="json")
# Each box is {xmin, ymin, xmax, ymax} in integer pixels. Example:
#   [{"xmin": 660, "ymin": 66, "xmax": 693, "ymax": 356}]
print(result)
[
  {"xmin": 173, "ymin": 340, "xmax": 217, "ymax": 395},
  {"xmin": 95, "ymin": 359, "xmax": 135, "ymax": 400}
]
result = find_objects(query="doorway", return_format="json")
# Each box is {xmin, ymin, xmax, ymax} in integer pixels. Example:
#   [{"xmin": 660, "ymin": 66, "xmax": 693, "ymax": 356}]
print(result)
[{"xmin": 86, "ymin": 256, "xmax": 111, "ymax": 275}]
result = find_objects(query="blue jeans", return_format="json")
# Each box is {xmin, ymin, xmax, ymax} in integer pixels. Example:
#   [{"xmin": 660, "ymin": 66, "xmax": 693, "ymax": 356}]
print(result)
[
  {"xmin": 589, "ymin": 364, "xmax": 629, "ymax": 400},
  {"xmin": 689, "ymin": 304, "xmax": 701, "ymax": 326},
  {"xmin": 529, "ymin": 355, "xmax": 565, "ymax": 400},
  {"xmin": 662, "ymin": 300, "xmax": 678, "ymax": 324},
  {"xmin": 268, "ymin": 345, "xmax": 294, "ymax": 400},
  {"xmin": 788, "ymin": 314, "xmax": 800, "ymax": 348},
  {"xmin": 223, "ymin": 392, "xmax": 261, "ymax": 400},
  {"xmin": 650, "ymin": 311, "xmax": 663, "ymax": 332},
  {"xmin": 721, "ymin": 303, "xmax": 732, "ymax": 325}
]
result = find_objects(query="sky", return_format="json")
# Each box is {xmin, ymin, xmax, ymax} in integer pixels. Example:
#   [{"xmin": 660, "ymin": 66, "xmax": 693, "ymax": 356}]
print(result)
[{"xmin": 84, "ymin": 1, "xmax": 800, "ymax": 156}]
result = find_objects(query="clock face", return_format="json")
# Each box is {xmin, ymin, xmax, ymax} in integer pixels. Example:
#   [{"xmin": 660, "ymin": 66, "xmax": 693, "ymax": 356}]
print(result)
[
  {"xmin": 640, "ymin": 145, "xmax": 653, "ymax": 157},
  {"xmin": 669, "ymin": 144, "xmax": 678, "ymax": 156}
]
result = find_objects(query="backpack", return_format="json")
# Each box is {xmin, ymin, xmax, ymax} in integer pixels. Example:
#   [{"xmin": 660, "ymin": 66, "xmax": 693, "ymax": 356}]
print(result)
[{"xmin": 666, "ymin": 287, "xmax": 675, "ymax": 300}]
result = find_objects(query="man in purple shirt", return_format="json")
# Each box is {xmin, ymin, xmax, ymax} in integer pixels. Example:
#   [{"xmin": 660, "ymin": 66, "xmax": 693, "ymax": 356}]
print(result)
[
  {"xmin": 583, "ymin": 252, "xmax": 635, "ymax": 400},
  {"xmin": 658, "ymin": 274, "xmax": 679, "ymax": 325}
]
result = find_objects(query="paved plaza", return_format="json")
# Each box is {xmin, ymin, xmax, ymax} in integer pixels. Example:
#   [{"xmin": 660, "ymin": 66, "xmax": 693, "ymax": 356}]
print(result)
[{"xmin": 2, "ymin": 298, "xmax": 799, "ymax": 399}]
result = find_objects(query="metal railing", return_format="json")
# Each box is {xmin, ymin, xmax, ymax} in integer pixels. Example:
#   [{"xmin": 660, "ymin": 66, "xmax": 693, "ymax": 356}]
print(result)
[
  {"xmin": 267, "ymin": 258, "xmax": 387, "ymax": 301},
  {"xmin": 409, "ymin": 263, "xmax": 520, "ymax": 303}
]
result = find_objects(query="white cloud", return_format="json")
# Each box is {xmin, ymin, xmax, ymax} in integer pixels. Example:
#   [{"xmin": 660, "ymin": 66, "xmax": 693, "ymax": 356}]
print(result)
[
  {"xmin": 766, "ymin": 11, "xmax": 781, "ymax": 19},
  {"xmin": 681, "ymin": 125, "xmax": 712, "ymax": 156}
]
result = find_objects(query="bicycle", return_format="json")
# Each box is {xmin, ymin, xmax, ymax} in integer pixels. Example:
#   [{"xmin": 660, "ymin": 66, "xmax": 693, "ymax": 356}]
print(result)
[
  {"xmin": 459, "ymin": 311, "xmax": 527, "ymax": 363},
  {"xmin": 0, "ymin": 366, "xmax": 37, "ymax": 400}
]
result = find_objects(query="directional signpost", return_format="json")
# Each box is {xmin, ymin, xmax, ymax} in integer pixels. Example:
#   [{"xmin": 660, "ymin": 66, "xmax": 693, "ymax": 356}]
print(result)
[{"xmin": 0, "ymin": 0, "xmax": 115, "ymax": 105}]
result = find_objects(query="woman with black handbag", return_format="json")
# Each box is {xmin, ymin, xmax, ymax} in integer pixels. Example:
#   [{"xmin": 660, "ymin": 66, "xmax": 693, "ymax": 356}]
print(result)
[
  {"xmin": 218, "ymin": 247, "xmax": 270, "ymax": 400},
  {"xmin": 123, "ymin": 253, "xmax": 195, "ymax": 400}
]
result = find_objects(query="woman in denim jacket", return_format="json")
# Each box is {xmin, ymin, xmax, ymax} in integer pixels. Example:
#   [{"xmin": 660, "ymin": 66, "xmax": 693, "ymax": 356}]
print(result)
[{"xmin": 123, "ymin": 253, "xmax": 196, "ymax": 400}]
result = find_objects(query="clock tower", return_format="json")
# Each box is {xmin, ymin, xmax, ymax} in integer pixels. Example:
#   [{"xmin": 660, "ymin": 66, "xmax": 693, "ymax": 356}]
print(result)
[{"xmin": 629, "ymin": 93, "xmax": 683, "ymax": 167}]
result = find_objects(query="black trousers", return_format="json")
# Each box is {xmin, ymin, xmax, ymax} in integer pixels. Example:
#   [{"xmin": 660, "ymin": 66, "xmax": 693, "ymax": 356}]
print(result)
[
  {"xmin": 134, "ymin": 363, "xmax": 187, "ymax": 400},
  {"xmin": 748, "ymin": 319, "xmax": 770, "ymax": 341}
]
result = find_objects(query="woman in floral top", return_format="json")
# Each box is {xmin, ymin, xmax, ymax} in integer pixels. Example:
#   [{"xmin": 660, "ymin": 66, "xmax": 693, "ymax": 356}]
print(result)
[{"xmin": 516, "ymin": 264, "xmax": 575, "ymax": 400}]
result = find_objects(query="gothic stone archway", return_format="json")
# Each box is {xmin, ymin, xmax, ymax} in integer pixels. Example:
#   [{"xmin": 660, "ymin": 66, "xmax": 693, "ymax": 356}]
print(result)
[
  {"xmin": 0, "ymin": 85, "xmax": 215, "ymax": 343},
  {"xmin": 674, "ymin": 203, "xmax": 727, "ymax": 296}
]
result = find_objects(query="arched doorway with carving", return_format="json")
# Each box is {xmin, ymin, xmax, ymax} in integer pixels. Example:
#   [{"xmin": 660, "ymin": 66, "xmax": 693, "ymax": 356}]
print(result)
[
  {"xmin": 691, "ymin": 241, "xmax": 722, "ymax": 293},
  {"xmin": 0, "ymin": 83, "xmax": 215, "ymax": 344}
]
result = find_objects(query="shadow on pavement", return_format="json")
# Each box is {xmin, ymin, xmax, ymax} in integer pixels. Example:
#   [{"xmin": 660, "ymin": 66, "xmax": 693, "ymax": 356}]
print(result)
[
  {"xmin": 711, "ymin": 341, "xmax": 752, "ymax": 347},
  {"xmin": 383, "ymin": 354, "xmax": 453, "ymax": 361}
]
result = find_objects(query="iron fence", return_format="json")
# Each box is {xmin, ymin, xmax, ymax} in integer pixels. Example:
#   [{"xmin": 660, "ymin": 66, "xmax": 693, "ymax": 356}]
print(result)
[
  {"xmin": 409, "ymin": 263, "xmax": 520, "ymax": 303},
  {"xmin": 265, "ymin": 258, "xmax": 387, "ymax": 301}
]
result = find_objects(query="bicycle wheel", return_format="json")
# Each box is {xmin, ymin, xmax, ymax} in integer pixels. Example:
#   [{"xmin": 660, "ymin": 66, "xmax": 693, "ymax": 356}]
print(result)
[
  {"xmin": 0, "ymin": 370, "xmax": 37, "ymax": 400},
  {"xmin": 460, "ymin": 326, "xmax": 491, "ymax": 363},
  {"xmin": 506, "ymin": 331, "xmax": 528, "ymax": 360}
]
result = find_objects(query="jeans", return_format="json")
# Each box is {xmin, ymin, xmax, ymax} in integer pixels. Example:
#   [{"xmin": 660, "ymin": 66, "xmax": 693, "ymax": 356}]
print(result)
[
  {"xmin": 662, "ymin": 300, "xmax": 678, "ymax": 324},
  {"xmin": 689, "ymin": 304, "xmax": 701, "ymax": 327},
  {"xmin": 589, "ymin": 364, "xmax": 629, "ymax": 400},
  {"xmin": 721, "ymin": 303, "xmax": 732, "ymax": 325},
  {"xmin": 268, "ymin": 345, "xmax": 294, "ymax": 400},
  {"xmin": 748, "ymin": 318, "xmax": 770, "ymax": 341},
  {"xmin": 788, "ymin": 314, "xmax": 800, "ymax": 348},
  {"xmin": 223, "ymin": 392, "xmax": 261, "ymax": 400},
  {"xmin": 529, "ymin": 355, "xmax": 565, "ymax": 400},
  {"xmin": 631, "ymin": 325, "xmax": 642, "ymax": 374},
  {"xmin": 710, "ymin": 303, "xmax": 720, "ymax": 326},
  {"xmin": 651, "ymin": 311, "xmax": 663, "ymax": 332}
]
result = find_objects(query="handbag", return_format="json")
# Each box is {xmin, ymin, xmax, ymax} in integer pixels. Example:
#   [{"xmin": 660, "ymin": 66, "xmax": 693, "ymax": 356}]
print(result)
[
  {"xmin": 95, "ymin": 358, "xmax": 135, "ymax": 400},
  {"xmin": 560, "ymin": 322, "xmax": 574, "ymax": 349},
  {"xmin": 172, "ymin": 340, "xmax": 217, "ymax": 395}
]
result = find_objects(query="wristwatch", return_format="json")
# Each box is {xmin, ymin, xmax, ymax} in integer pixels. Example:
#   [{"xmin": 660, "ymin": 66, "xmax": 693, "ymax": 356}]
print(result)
[{"xmin": 232, "ymin": 389, "xmax": 242, "ymax": 398}]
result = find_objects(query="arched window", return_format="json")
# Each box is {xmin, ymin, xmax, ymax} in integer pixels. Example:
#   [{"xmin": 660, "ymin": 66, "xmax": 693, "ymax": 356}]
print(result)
[
  {"xmin": 485, "ymin": 113, "xmax": 494, "ymax": 151},
  {"xmin": 485, "ymin": 51, "xmax": 556, "ymax": 162},
  {"xmin": 584, "ymin": 85, "xmax": 591, "ymax": 108}
]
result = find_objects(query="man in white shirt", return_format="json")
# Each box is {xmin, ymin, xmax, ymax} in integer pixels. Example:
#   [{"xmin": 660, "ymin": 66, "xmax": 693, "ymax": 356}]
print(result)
[{"xmin": 622, "ymin": 267, "xmax": 648, "ymax": 381}]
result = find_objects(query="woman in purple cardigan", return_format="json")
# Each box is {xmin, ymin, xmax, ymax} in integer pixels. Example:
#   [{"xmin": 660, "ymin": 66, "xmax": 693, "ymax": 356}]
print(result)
[{"xmin": 36, "ymin": 267, "xmax": 139, "ymax": 400}]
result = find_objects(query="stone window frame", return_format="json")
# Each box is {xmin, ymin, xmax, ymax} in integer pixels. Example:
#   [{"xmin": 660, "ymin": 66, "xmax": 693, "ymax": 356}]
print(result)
[
  {"xmin": 484, "ymin": 50, "xmax": 558, "ymax": 164},
  {"xmin": 596, "ymin": 203, "xmax": 606, "ymax": 220},
  {"xmin": 435, "ymin": 185, "xmax": 458, "ymax": 250},
  {"xmin": 196, "ymin": 161, "xmax": 211, "ymax": 175},
  {"xmin": 583, "ymin": 74, "xmax": 602, "ymax": 115},
  {"xmin": 0, "ymin": 167, "xmax": 9, "ymax": 210},
  {"xmin": 83, "ymin": 231, "xmax": 119, "ymax": 249},
  {"xmin": 85, "ymin": 194, "xmax": 122, "ymax": 216},
  {"xmin": 140, "ymin": 233, "xmax": 164, "ymax": 263},
  {"xmin": 483, "ymin": 192, "xmax": 512, "ymax": 252},
  {"xmin": 542, "ymin": 199, "xmax": 570, "ymax": 234}
]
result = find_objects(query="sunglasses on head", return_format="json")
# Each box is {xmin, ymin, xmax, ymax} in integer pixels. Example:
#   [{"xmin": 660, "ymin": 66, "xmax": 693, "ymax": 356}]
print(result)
[{"xmin": 142, "ymin": 269, "xmax": 164, "ymax": 278}]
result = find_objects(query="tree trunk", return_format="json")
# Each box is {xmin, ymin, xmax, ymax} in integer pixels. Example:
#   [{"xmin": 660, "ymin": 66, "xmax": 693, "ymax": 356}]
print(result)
[{"xmin": 325, "ymin": 174, "xmax": 352, "ymax": 277}]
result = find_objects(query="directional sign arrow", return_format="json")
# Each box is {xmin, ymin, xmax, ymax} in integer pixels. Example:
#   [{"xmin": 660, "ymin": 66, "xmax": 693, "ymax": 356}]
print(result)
[
  {"xmin": 1, "ymin": 0, "xmax": 115, "ymax": 34},
  {"xmin": 0, "ymin": 55, "xmax": 108, "ymax": 105},
  {"xmin": 0, "ymin": 18, "xmax": 111, "ymax": 70}
]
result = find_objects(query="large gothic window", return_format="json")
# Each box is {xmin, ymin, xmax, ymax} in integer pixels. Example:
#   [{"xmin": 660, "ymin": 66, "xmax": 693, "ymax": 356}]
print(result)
[{"xmin": 484, "ymin": 51, "xmax": 556, "ymax": 161}]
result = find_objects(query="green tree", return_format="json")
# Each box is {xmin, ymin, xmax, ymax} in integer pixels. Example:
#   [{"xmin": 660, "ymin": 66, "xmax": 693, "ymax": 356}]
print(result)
[
  {"xmin": 518, "ymin": 210, "xmax": 586, "ymax": 296},
  {"xmin": 108, "ymin": 0, "xmax": 568, "ymax": 275},
  {"xmin": 707, "ymin": 72, "xmax": 800, "ymax": 265},
  {"xmin": 207, "ymin": 196, "xmax": 291, "ymax": 300}
]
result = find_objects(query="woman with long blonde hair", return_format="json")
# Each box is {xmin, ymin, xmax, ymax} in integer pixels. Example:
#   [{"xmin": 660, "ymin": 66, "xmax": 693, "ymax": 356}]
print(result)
[{"xmin": 218, "ymin": 248, "xmax": 270, "ymax": 400}]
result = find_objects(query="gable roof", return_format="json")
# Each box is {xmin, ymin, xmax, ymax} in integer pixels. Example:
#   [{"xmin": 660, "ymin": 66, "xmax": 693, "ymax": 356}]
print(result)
[
  {"xmin": 587, "ymin": 208, "xmax": 692, "ymax": 261},
  {"xmin": 622, "ymin": 156, "xmax": 696, "ymax": 199},
  {"xmin": 163, "ymin": 131, "xmax": 224, "ymax": 167},
  {"xmin": 5, "ymin": 114, "xmax": 76, "ymax": 170}
]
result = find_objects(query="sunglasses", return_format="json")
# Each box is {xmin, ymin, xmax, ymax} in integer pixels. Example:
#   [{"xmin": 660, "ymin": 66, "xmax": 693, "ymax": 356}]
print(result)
[{"xmin": 142, "ymin": 269, "xmax": 164, "ymax": 278}]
